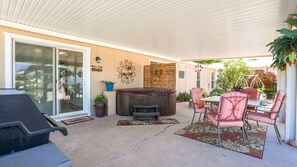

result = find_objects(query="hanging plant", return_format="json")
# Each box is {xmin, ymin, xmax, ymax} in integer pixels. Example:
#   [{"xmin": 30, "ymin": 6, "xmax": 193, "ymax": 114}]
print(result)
[{"xmin": 267, "ymin": 13, "xmax": 297, "ymax": 71}]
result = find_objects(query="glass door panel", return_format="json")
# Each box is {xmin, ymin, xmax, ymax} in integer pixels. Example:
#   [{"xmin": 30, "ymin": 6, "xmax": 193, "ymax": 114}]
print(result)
[
  {"xmin": 57, "ymin": 49, "xmax": 84, "ymax": 114},
  {"xmin": 15, "ymin": 42, "xmax": 55, "ymax": 116}
]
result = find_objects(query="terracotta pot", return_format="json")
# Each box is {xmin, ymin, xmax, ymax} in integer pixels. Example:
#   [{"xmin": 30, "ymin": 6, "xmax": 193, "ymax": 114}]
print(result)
[{"xmin": 94, "ymin": 105, "xmax": 106, "ymax": 117}]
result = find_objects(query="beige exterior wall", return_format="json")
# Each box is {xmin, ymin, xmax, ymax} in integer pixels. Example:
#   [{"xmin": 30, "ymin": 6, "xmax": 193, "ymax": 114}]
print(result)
[
  {"xmin": 0, "ymin": 26, "xmax": 198, "ymax": 114},
  {"xmin": 198, "ymin": 67, "xmax": 217, "ymax": 92},
  {"xmin": 176, "ymin": 64, "xmax": 197, "ymax": 93}
]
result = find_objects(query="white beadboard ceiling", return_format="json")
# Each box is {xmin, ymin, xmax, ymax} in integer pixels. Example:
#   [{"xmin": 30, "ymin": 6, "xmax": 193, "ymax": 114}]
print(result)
[{"xmin": 0, "ymin": 0, "xmax": 296, "ymax": 61}]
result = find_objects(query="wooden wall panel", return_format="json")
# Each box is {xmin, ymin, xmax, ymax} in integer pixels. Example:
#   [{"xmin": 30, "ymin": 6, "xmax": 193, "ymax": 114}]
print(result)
[{"xmin": 143, "ymin": 63, "xmax": 176, "ymax": 89}]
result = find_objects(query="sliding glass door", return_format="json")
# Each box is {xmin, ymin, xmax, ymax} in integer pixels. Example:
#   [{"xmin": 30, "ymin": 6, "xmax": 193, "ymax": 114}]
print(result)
[
  {"xmin": 14, "ymin": 41, "xmax": 87, "ymax": 117},
  {"xmin": 15, "ymin": 42, "xmax": 55, "ymax": 116},
  {"xmin": 57, "ymin": 49, "xmax": 84, "ymax": 114}
]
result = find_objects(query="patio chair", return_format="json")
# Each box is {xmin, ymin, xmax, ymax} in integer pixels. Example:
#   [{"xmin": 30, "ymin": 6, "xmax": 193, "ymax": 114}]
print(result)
[
  {"xmin": 190, "ymin": 88, "xmax": 209, "ymax": 125},
  {"xmin": 243, "ymin": 87, "xmax": 260, "ymax": 101},
  {"xmin": 204, "ymin": 92, "xmax": 249, "ymax": 147},
  {"xmin": 246, "ymin": 90, "xmax": 286, "ymax": 144},
  {"xmin": 243, "ymin": 87, "xmax": 260, "ymax": 125}
]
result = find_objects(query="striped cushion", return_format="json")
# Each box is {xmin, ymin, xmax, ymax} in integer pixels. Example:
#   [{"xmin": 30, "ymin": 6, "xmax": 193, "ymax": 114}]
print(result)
[
  {"xmin": 217, "ymin": 92, "xmax": 248, "ymax": 121},
  {"xmin": 270, "ymin": 90, "xmax": 286, "ymax": 119},
  {"xmin": 208, "ymin": 113, "xmax": 244, "ymax": 127},
  {"xmin": 194, "ymin": 108, "xmax": 205, "ymax": 113},
  {"xmin": 191, "ymin": 88, "xmax": 205, "ymax": 109},
  {"xmin": 247, "ymin": 112, "xmax": 275, "ymax": 124},
  {"xmin": 207, "ymin": 92, "xmax": 248, "ymax": 127}
]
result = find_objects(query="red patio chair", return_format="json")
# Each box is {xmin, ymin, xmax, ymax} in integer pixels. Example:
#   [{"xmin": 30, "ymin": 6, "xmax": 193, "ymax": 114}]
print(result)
[
  {"xmin": 243, "ymin": 87, "xmax": 260, "ymax": 112},
  {"xmin": 204, "ymin": 92, "xmax": 248, "ymax": 147},
  {"xmin": 246, "ymin": 90, "xmax": 286, "ymax": 144},
  {"xmin": 243, "ymin": 87, "xmax": 260, "ymax": 125}
]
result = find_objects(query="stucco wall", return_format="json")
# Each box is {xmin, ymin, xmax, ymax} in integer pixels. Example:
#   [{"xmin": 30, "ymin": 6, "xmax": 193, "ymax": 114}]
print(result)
[
  {"xmin": 0, "ymin": 25, "xmax": 198, "ymax": 115},
  {"xmin": 199, "ymin": 67, "xmax": 216, "ymax": 92}
]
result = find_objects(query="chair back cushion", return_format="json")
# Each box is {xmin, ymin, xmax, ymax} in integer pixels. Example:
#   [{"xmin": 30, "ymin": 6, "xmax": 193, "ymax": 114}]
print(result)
[
  {"xmin": 243, "ymin": 87, "xmax": 260, "ymax": 100},
  {"xmin": 218, "ymin": 92, "xmax": 248, "ymax": 121},
  {"xmin": 270, "ymin": 90, "xmax": 286, "ymax": 119},
  {"xmin": 191, "ymin": 88, "xmax": 204, "ymax": 109}
]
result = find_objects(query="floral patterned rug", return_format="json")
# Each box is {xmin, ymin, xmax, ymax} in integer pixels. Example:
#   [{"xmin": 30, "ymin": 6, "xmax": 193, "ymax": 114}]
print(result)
[
  {"xmin": 117, "ymin": 118, "xmax": 180, "ymax": 126},
  {"xmin": 175, "ymin": 121, "xmax": 267, "ymax": 159}
]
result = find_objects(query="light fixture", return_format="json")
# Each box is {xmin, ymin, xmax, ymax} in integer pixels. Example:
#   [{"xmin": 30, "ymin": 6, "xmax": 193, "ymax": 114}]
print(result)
[
  {"xmin": 194, "ymin": 64, "xmax": 203, "ymax": 72},
  {"xmin": 95, "ymin": 56, "xmax": 101, "ymax": 63}
]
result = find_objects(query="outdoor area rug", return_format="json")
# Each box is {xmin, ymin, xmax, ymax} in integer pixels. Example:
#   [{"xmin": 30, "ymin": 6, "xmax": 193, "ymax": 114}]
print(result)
[
  {"xmin": 62, "ymin": 116, "xmax": 94, "ymax": 125},
  {"xmin": 175, "ymin": 121, "xmax": 267, "ymax": 159},
  {"xmin": 117, "ymin": 118, "xmax": 180, "ymax": 126}
]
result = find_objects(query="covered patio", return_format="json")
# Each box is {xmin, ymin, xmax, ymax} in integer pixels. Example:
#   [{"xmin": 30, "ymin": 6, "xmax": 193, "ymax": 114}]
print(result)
[
  {"xmin": 50, "ymin": 102, "xmax": 297, "ymax": 167},
  {"xmin": 0, "ymin": 1, "xmax": 297, "ymax": 167}
]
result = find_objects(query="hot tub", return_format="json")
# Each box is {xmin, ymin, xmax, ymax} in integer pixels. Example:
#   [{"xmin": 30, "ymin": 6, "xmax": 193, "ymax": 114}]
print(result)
[{"xmin": 116, "ymin": 88, "xmax": 176, "ymax": 116}]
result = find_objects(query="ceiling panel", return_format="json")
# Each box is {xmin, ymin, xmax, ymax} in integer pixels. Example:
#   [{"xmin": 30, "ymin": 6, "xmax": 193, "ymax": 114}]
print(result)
[{"xmin": 0, "ymin": 0, "xmax": 296, "ymax": 60}]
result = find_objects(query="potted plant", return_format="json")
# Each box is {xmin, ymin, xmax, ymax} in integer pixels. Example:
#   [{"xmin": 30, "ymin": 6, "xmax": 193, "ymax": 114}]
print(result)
[
  {"xmin": 267, "ymin": 13, "xmax": 297, "ymax": 71},
  {"xmin": 102, "ymin": 80, "xmax": 115, "ymax": 91},
  {"xmin": 261, "ymin": 88, "xmax": 276, "ymax": 99},
  {"xmin": 94, "ymin": 95, "xmax": 106, "ymax": 117}
]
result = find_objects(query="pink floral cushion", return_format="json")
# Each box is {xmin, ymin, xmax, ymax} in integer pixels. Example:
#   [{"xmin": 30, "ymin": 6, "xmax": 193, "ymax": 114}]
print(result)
[
  {"xmin": 270, "ymin": 90, "xmax": 286, "ymax": 119},
  {"xmin": 207, "ymin": 92, "xmax": 248, "ymax": 127},
  {"xmin": 208, "ymin": 113, "xmax": 245, "ymax": 127},
  {"xmin": 217, "ymin": 92, "xmax": 248, "ymax": 121},
  {"xmin": 194, "ymin": 108, "xmax": 205, "ymax": 113},
  {"xmin": 191, "ymin": 88, "xmax": 204, "ymax": 109},
  {"xmin": 247, "ymin": 112, "xmax": 275, "ymax": 125}
]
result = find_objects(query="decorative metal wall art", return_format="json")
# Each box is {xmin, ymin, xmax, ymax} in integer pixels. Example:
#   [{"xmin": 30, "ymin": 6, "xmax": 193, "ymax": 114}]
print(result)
[{"xmin": 117, "ymin": 60, "xmax": 136, "ymax": 84}]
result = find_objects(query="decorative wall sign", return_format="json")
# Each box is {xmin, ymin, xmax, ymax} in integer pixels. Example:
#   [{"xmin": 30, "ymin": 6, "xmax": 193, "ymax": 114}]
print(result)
[
  {"xmin": 91, "ymin": 65, "xmax": 103, "ymax": 72},
  {"xmin": 117, "ymin": 60, "xmax": 136, "ymax": 84},
  {"xmin": 179, "ymin": 71, "xmax": 185, "ymax": 78}
]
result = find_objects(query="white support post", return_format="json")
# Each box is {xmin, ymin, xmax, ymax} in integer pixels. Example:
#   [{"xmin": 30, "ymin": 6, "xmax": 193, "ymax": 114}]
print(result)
[
  {"xmin": 277, "ymin": 70, "xmax": 286, "ymax": 122},
  {"xmin": 285, "ymin": 64, "xmax": 297, "ymax": 143}
]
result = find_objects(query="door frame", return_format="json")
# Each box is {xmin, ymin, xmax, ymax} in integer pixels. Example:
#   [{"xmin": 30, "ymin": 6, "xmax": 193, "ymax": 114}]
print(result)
[{"xmin": 4, "ymin": 33, "xmax": 91, "ymax": 120}]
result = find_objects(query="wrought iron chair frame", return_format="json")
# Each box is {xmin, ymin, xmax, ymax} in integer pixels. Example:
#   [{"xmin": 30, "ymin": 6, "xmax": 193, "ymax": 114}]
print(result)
[
  {"xmin": 247, "ymin": 91, "xmax": 286, "ymax": 144},
  {"xmin": 204, "ymin": 95, "xmax": 249, "ymax": 147}
]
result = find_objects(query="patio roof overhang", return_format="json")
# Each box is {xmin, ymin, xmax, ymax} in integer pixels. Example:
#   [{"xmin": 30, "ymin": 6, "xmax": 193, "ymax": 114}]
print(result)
[{"xmin": 0, "ymin": 0, "xmax": 296, "ymax": 61}]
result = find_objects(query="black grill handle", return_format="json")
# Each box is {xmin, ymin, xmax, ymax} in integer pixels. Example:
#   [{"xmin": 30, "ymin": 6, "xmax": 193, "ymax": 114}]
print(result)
[
  {"xmin": 0, "ymin": 121, "xmax": 56, "ymax": 137},
  {"xmin": 42, "ymin": 113, "xmax": 68, "ymax": 136}
]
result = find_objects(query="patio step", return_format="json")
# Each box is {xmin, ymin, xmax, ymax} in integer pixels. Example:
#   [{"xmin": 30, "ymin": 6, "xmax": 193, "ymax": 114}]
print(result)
[
  {"xmin": 133, "ymin": 112, "xmax": 160, "ymax": 121},
  {"xmin": 133, "ymin": 105, "xmax": 160, "ymax": 121}
]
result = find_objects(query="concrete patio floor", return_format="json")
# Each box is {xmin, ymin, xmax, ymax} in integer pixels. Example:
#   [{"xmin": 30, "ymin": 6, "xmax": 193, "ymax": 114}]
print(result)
[{"xmin": 51, "ymin": 102, "xmax": 297, "ymax": 167}]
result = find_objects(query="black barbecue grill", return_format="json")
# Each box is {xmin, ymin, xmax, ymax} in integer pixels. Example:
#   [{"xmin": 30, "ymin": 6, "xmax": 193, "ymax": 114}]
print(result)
[{"xmin": 0, "ymin": 89, "xmax": 68, "ymax": 156}]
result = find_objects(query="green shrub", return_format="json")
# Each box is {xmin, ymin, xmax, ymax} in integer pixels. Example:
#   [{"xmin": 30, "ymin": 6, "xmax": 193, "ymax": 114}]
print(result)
[
  {"xmin": 95, "ymin": 95, "xmax": 106, "ymax": 104},
  {"xmin": 212, "ymin": 88, "xmax": 225, "ymax": 96},
  {"xmin": 261, "ymin": 88, "xmax": 276, "ymax": 94},
  {"xmin": 176, "ymin": 91, "xmax": 191, "ymax": 102}
]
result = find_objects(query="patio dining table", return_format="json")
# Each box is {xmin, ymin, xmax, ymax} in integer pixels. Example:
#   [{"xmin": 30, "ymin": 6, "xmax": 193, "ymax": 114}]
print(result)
[{"xmin": 200, "ymin": 96, "xmax": 261, "ymax": 107}]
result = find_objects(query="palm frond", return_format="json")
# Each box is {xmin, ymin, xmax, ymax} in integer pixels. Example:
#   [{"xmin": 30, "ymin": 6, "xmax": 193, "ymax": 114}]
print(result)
[
  {"xmin": 289, "ymin": 13, "xmax": 297, "ymax": 17},
  {"xmin": 285, "ymin": 18, "xmax": 297, "ymax": 27},
  {"xmin": 277, "ymin": 29, "xmax": 297, "ymax": 39}
]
